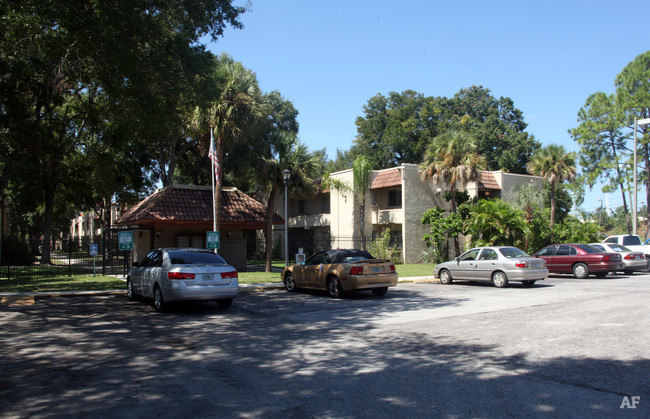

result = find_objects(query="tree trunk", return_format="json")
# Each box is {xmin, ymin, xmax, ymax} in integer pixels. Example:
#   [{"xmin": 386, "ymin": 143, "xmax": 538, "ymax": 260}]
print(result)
[
  {"xmin": 40, "ymin": 188, "xmax": 55, "ymax": 265},
  {"xmin": 265, "ymin": 183, "xmax": 279, "ymax": 272},
  {"xmin": 549, "ymin": 181, "xmax": 556, "ymax": 242},
  {"xmin": 450, "ymin": 187, "xmax": 460, "ymax": 256},
  {"xmin": 359, "ymin": 193, "xmax": 366, "ymax": 250}
]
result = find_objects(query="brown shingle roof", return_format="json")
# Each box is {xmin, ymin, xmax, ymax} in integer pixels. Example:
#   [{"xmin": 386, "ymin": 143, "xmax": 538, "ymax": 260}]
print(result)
[
  {"xmin": 115, "ymin": 185, "xmax": 283, "ymax": 229},
  {"xmin": 370, "ymin": 168, "xmax": 402, "ymax": 190},
  {"xmin": 479, "ymin": 172, "xmax": 500, "ymax": 190}
]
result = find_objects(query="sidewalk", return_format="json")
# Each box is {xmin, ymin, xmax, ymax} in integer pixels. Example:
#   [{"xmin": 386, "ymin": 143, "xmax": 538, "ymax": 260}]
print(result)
[{"xmin": 0, "ymin": 276, "xmax": 437, "ymax": 303}]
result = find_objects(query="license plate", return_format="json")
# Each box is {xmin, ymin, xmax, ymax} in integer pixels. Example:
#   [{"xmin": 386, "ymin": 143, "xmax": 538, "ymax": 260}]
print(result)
[
  {"xmin": 201, "ymin": 274, "xmax": 213, "ymax": 281},
  {"xmin": 372, "ymin": 266, "xmax": 382, "ymax": 273}
]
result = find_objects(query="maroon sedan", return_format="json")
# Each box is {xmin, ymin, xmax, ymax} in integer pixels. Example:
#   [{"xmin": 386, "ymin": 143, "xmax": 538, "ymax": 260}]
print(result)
[{"xmin": 534, "ymin": 243, "xmax": 623, "ymax": 279}]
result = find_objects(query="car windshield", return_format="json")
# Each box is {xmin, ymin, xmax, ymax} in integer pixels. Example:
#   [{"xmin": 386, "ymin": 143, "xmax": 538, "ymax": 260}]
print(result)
[
  {"xmin": 576, "ymin": 244, "xmax": 601, "ymax": 254},
  {"xmin": 167, "ymin": 249, "xmax": 227, "ymax": 265},
  {"xmin": 499, "ymin": 247, "xmax": 529, "ymax": 258}
]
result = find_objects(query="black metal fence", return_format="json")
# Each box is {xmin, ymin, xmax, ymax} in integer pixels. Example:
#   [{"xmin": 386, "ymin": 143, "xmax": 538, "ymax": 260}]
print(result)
[
  {"xmin": 1, "ymin": 231, "xmax": 402, "ymax": 281},
  {"xmin": 0, "ymin": 236, "xmax": 131, "ymax": 281}
]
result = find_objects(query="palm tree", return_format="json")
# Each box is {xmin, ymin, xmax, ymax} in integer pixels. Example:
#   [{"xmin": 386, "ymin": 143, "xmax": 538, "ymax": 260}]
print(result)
[
  {"xmin": 353, "ymin": 155, "xmax": 373, "ymax": 250},
  {"xmin": 191, "ymin": 54, "xmax": 268, "ymax": 232},
  {"xmin": 421, "ymin": 130, "xmax": 486, "ymax": 255},
  {"xmin": 526, "ymin": 145, "xmax": 577, "ymax": 233},
  {"xmin": 247, "ymin": 131, "xmax": 319, "ymax": 272}
]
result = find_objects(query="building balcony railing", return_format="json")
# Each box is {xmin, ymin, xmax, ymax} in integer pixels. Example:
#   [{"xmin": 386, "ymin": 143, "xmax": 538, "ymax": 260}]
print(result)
[
  {"xmin": 288, "ymin": 213, "xmax": 332, "ymax": 229},
  {"xmin": 371, "ymin": 208, "xmax": 404, "ymax": 225}
]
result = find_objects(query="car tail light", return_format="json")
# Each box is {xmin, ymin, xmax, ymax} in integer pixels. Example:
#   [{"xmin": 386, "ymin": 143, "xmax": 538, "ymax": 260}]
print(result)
[
  {"xmin": 602, "ymin": 255, "xmax": 612, "ymax": 262},
  {"xmin": 389, "ymin": 264, "xmax": 396, "ymax": 273},
  {"xmin": 168, "ymin": 272, "xmax": 195, "ymax": 280},
  {"xmin": 515, "ymin": 261, "xmax": 527, "ymax": 268},
  {"xmin": 221, "ymin": 270, "xmax": 238, "ymax": 279},
  {"xmin": 349, "ymin": 266, "xmax": 363, "ymax": 275}
]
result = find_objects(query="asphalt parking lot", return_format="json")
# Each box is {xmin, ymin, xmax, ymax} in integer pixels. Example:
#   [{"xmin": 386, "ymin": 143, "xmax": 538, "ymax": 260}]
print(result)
[{"xmin": 1, "ymin": 274, "xmax": 649, "ymax": 418}]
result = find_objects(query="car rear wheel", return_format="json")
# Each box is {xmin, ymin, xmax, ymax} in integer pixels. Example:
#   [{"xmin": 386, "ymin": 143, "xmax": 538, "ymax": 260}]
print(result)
[
  {"xmin": 126, "ymin": 279, "xmax": 135, "ymax": 300},
  {"xmin": 522, "ymin": 280, "xmax": 536, "ymax": 288},
  {"xmin": 216, "ymin": 298, "xmax": 233, "ymax": 309},
  {"xmin": 439, "ymin": 269, "xmax": 452, "ymax": 285},
  {"xmin": 327, "ymin": 276, "xmax": 343, "ymax": 299},
  {"xmin": 371, "ymin": 287, "xmax": 388, "ymax": 296},
  {"xmin": 153, "ymin": 286, "xmax": 166, "ymax": 312},
  {"xmin": 573, "ymin": 263, "xmax": 589, "ymax": 279},
  {"xmin": 284, "ymin": 273, "xmax": 297, "ymax": 292},
  {"xmin": 491, "ymin": 271, "xmax": 508, "ymax": 288}
]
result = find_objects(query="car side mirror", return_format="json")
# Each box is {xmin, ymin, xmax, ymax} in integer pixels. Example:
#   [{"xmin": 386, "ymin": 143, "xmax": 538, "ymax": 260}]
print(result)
[{"xmin": 132, "ymin": 261, "xmax": 139, "ymax": 267}]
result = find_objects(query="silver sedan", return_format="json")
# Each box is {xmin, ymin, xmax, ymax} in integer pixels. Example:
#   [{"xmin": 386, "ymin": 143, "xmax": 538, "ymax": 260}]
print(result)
[
  {"xmin": 127, "ymin": 248, "xmax": 239, "ymax": 311},
  {"xmin": 589, "ymin": 243, "xmax": 648, "ymax": 274},
  {"xmin": 434, "ymin": 246, "xmax": 548, "ymax": 288}
]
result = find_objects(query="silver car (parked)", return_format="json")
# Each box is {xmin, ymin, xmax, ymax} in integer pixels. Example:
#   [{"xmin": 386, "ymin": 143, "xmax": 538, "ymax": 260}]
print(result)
[
  {"xmin": 434, "ymin": 246, "xmax": 548, "ymax": 288},
  {"xmin": 127, "ymin": 248, "xmax": 238, "ymax": 311}
]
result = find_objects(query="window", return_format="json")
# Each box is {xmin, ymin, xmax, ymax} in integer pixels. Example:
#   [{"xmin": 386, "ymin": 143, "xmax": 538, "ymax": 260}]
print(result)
[
  {"xmin": 536, "ymin": 246, "xmax": 556, "ymax": 256},
  {"xmin": 299, "ymin": 200, "xmax": 306, "ymax": 215},
  {"xmin": 479, "ymin": 249, "xmax": 498, "ymax": 260},
  {"xmin": 460, "ymin": 249, "xmax": 480, "ymax": 261},
  {"xmin": 322, "ymin": 196, "xmax": 330, "ymax": 213},
  {"xmin": 149, "ymin": 250, "xmax": 163, "ymax": 267},
  {"xmin": 622, "ymin": 235, "xmax": 641, "ymax": 246},
  {"xmin": 556, "ymin": 245, "xmax": 571, "ymax": 256},
  {"xmin": 177, "ymin": 235, "xmax": 203, "ymax": 248},
  {"xmin": 388, "ymin": 189, "xmax": 402, "ymax": 207}
]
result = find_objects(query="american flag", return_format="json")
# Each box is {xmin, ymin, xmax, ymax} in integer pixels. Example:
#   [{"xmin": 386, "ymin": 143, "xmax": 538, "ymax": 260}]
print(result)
[{"xmin": 208, "ymin": 128, "xmax": 221, "ymax": 186}]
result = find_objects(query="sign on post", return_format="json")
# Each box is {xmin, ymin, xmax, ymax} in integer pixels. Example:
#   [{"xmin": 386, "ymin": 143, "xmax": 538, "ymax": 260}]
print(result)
[
  {"xmin": 89, "ymin": 244, "xmax": 98, "ymax": 256},
  {"xmin": 118, "ymin": 231, "xmax": 133, "ymax": 251},
  {"xmin": 206, "ymin": 231, "xmax": 220, "ymax": 250}
]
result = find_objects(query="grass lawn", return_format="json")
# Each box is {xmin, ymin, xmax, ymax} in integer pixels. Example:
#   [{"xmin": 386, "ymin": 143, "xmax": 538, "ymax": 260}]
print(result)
[{"xmin": 0, "ymin": 264, "xmax": 435, "ymax": 293}]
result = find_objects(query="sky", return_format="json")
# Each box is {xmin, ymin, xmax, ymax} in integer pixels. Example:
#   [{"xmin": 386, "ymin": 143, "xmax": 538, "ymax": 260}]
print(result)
[{"xmin": 207, "ymin": 0, "xmax": 649, "ymax": 213}]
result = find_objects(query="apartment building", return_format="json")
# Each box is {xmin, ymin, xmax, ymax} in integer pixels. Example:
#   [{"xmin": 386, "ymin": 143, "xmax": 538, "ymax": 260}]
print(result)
[{"xmin": 283, "ymin": 164, "xmax": 542, "ymax": 263}]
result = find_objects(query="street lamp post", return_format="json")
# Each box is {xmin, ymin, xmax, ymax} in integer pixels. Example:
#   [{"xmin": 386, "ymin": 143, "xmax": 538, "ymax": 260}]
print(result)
[
  {"xmin": 283, "ymin": 169, "xmax": 291, "ymax": 267},
  {"xmin": 633, "ymin": 118, "xmax": 650, "ymax": 235}
]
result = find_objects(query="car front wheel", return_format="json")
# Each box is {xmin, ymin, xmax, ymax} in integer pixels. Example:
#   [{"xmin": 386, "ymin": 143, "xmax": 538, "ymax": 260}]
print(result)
[
  {"xmin": 573, "ymin": 263, "xmax": 589, "ymax": 279},
  {"xmin": 439, "ymin": 269, "xmax": 452, "ymax": 285},
  {"xmin": 491, "ymin": 271, "xmax": 508, "ymax": 288},
  {"xmin": 284, "ymin": 273, "xmax": 297, "ymax": 292}
]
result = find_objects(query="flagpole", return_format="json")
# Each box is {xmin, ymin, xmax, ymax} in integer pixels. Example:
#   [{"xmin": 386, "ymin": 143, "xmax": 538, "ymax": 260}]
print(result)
[{"xmin": 210, "ymin": 127, "xmax": 217, "ymax": 233}]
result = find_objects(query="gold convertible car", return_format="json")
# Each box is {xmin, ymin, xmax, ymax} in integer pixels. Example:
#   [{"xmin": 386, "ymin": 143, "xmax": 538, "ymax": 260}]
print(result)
[{"xmin": 282, "ymin": 249, "xmax": 398, "ymax": 298}]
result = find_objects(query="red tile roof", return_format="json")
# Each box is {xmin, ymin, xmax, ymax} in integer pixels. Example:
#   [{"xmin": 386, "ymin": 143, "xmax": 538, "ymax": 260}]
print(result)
[
  {"xmin": 115, "ymin": 185, "xmax": 283, "ymax": 229},
  {"xmin": 370, "ymin": 168, "xmax": 402, "ymax": 190},
  {"xmin": 479, "ymin": 172, "xmax": 500, "ymax": 190}
]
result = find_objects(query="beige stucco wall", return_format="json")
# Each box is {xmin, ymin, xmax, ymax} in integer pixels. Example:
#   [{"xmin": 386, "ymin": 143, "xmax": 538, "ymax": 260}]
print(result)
[
  {"xmin": 329, "ymin": 169, "xmax": 360, "ymax": 248},
  {"xmin": 494, "ymin": 171, "xmax": 544, "ymax": 202}
]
